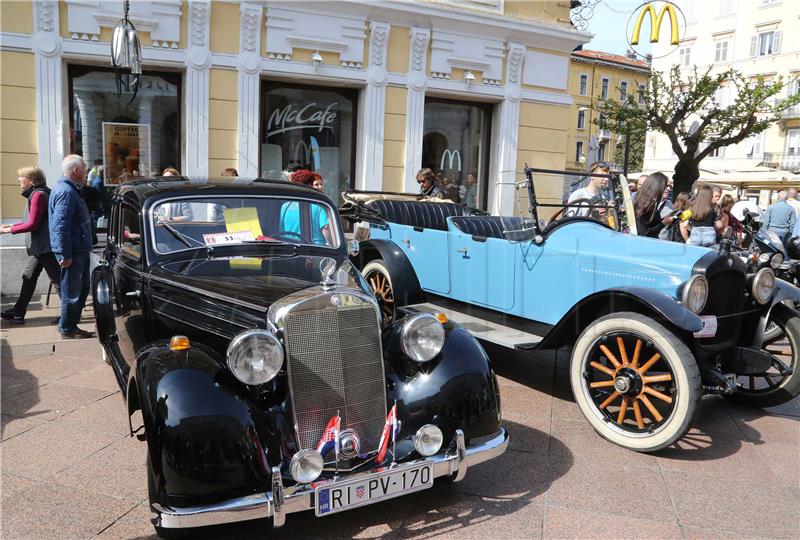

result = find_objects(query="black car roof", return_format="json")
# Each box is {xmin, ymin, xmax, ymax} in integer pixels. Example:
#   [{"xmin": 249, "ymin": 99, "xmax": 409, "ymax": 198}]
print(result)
[{"xmin": 115, "ymin": 177, "xmax": 334, "ymax": 207}]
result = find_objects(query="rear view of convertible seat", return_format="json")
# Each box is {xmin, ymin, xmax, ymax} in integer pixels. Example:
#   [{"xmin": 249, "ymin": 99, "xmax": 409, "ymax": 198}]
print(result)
[
  {"xmin": 449, "ymin": 216, "xmax": 527, "ymax": 240},
  {"xmin": 367, "ymin": 200, "xmax": 470, "ymax": 231}
]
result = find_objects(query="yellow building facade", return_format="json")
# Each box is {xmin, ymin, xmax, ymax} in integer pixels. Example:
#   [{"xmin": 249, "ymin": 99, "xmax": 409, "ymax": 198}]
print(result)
[
  {"xmin": 1, "ymin": 0, "xmax": 591, "ymax": 219},
  {"xmin": 565, "ymin": 49, "xmax": 650, "ymax": 174}
]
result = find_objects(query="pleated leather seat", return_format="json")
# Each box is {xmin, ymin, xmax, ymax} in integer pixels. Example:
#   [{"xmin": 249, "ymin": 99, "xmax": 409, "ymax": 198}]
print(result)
[
  {"xmin": 368, "ymin": 200, "xmax": 470, "ymax": 231},
  {"xmin": 449, "ymin": 216, "xmax": 528, "ymax": 240}
]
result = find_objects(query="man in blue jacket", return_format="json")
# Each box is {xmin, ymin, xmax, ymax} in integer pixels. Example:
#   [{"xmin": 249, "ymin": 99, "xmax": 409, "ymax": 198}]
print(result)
[{"xmin": 49, "ymin": 154, "xmax": 94, "ymax": 339}]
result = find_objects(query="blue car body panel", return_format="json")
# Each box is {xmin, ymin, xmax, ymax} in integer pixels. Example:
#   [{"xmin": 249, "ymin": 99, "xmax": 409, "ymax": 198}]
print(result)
[{"xmin": 371, "ymin": 219, "xmax": 712, "ymax": 326}]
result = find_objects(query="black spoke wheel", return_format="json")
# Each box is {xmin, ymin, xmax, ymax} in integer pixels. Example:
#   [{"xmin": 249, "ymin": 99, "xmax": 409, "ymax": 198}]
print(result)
[
  {"xmin": 729, "ymin": 307, "xmax": 800, "ymax": 407},
  {"xmin": 362, "ymin": 259, "xmax": 395, "ymax": 325},
  {"xmin": 571, "ymin": 312, "xmax": 701, "ymax": 452}
]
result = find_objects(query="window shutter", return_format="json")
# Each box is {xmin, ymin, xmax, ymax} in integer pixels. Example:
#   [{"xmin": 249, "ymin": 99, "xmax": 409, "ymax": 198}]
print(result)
[
  {"xmin": 750, "ymin": 35, "xmax": 757, "ymax": 57},
  {"xmin": 773, "ymin": 31, "xmax": 781, "ymax": 54}
]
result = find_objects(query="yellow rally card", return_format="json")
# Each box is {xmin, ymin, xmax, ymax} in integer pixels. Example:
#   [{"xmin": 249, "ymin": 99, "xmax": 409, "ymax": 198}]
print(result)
[{"xmin": 224, "ymin": 207, "xmax": 263, "ymax": 237}]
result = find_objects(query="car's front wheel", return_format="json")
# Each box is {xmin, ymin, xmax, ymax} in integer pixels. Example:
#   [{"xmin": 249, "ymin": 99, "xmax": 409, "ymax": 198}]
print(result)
[
  {"xmin": 362, "ymin": 258, "xmax": 396, "ymax": 325},
  {"xmin": 570, "ymin": 312, "xmax": 701, "ymax": 452},
  {"xmin": 729, "ymin": 307, "xmax": 800, "ymax": 408}
]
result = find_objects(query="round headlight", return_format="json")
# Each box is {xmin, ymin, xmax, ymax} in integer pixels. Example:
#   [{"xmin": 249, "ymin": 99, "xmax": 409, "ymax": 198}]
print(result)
[
  {"xmin": 400, "ymin": 313, "xmax": 445, "ymax": 362},
  {"xmin": 413, "ymin": 424, "xmax": 443, "ymax": 457},
  {"xmin": 226, "ymin": 329, "xmax": 283, "ymax": 385},
  {"xmin": 752, "ymin": 268, "xmax": 775, "ymax": 305},
  {"xmin": 681, "ymin": 274, "xmax": 708, "ymax": 314},
  {"xmin": 289, "ymin": 449, "xmax": 323, "ymax": 484},
  {"xmin": 770, "ymin": 252, "xmax": 784, "ymax": 269},
  {"xmin": 758, "ymin": 252, "xmax": 771, "ymax": 265}
]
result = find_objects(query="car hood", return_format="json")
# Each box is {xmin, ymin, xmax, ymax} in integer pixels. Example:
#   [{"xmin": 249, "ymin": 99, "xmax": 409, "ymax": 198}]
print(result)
[{"xmin": 150, "ymin": 255, "xmax": 350, "ymax": 310}]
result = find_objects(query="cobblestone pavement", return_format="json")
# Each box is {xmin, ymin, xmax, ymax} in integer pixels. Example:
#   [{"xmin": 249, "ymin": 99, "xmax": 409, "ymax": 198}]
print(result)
[{"xmin": 1, "ymin": 302, "xmax": 798, "ymax": 539}]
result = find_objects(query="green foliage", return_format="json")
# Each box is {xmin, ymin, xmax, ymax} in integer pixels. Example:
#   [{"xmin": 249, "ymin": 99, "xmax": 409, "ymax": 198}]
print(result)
[{"xmin": 594, "ymin": 65, "xmax": 800, "ymax": 187}]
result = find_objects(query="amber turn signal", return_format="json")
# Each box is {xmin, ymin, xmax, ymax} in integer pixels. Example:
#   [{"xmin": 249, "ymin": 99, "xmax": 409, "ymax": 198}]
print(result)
[
  {"xmin": 169, "ymin": 335, "xmax": 191, "ymax": 351},
  {"xmin": 435, "ymin": 313, "xmax": 448, "ymax": 324}
]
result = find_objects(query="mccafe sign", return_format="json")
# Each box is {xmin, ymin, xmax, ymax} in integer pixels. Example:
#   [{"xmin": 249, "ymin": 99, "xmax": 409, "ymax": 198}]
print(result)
[{"xmin": 266, "ymin": 102, "xmax": 338, "ymax": 138}]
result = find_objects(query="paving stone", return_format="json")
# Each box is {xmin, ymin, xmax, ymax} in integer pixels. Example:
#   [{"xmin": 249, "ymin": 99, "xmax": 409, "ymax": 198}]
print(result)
[
  {"xmin": 1, "ymin": 421, "xmax": 120, "ymax": 480},
  {"xmin": 1, "ymin": 473, "xmax": 38, "ymax": 501},
  {"xmin": 2, "ymin": 482, "xmax": 138, "ymax": 537},
  {"xmin": 52, "ymin": 435, "xmax": 148, "ymax": 502},
  {"xmin": 546, "ymin": 462, "xmax": 676, "ymax": 521},
  {"xmin": 451, "ymin": 448, "xmax": 551, "ymax": 504},
  {"xmin": 753, "ymin": 442, "xmax": 800, "ymax": 489},
  {"xmin": 0, "ymin": 381, "xmax": 111, "ymax": 422},
  {"xmin": 543, "ymin": 505, "xmax": 682, "ymax": 539},
  {"xmin": 726, "ymin": 404, "xmax": 800, "ymax": 446},
  {"xmin": 1, "ymin": 413, "xmax": 46, "ymax": 441},
  {"xmin": 58, "ymin": 363, "xmax": 122, "ymax": 393},
  {"xmin": 96, "ymin": 503, "xmax": 157, "ymax": 539},
  {"xmin": 1, "ymin": 353, "xmax": 99, "ymax": 387},
  {"xmin": 663, "ymin": 470, "xmax": 799, "ymax": 538},
  {"xmin": 55, "ymin": 392, "xmax": 131, "ymax": 437},
  {"xmin": 550, "ymin": 420, "xmax": 660, "ymax": 471}
]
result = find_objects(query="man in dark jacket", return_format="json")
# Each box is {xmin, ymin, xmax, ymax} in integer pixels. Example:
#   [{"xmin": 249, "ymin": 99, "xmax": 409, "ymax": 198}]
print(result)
[
  {"xmin": 49, "ymin": 154, "xmax": 94, "ymax": 339},
  {"xmin": 0, "ymin": 166, "xmax": 61, "ymax": 323}
]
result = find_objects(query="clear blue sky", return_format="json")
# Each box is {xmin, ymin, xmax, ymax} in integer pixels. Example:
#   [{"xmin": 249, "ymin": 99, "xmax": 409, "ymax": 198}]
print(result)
[{"xmin": 582, "ymin": 1, "xmax": 653, "ymax": 57}]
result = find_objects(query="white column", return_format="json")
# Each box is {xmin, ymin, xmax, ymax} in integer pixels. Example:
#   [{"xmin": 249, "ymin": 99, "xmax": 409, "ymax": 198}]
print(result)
[
  {"xmin": 357, "ymin": 21, "xmax": 390, "ymax": 191},
  {"xmin": 403, "ymin": 27, "xmax": 431, "ymax": 193},
  {"xmin": 32, "ymin": 0, "xmax": 65, "ymax": 185},
  {"xmin": 491, "ymin": 42, "xmax": 525, "ymax": 216},
  {"xmin": 73, "ymin": 91, "xmax": 99, "ymax": 165},
  {"xmin": 236, "ymin": 2, "xmax": 263, "ymax": 178},
  {"xmin": 138, "ymin": 96, "xmax": 154, "ymax": 174},
  {"xmin": 184, "ymin": 0, "xmax": 211, "ymax": 176}
]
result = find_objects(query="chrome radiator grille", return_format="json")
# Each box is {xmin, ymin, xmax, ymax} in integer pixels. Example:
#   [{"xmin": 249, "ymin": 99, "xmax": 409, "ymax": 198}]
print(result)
[{"xmin": 283, "ymin": 304, "xmax": 387, "ymax": 454}]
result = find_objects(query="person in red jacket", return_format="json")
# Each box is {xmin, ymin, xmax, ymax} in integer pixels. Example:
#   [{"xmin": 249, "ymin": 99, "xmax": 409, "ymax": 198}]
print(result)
[{"xmin": 0, "ymin": 166, "xmax": 61, "ymax": 324}]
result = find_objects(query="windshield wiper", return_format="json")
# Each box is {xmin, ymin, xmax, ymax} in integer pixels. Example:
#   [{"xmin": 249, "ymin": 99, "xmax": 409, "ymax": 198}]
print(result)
[{"xmin": 159, "ymin": 222, "xmax": 214, "ymax": 255}]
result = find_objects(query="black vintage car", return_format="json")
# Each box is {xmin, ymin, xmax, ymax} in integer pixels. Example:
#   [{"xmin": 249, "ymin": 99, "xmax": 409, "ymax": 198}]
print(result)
[{"xmin": 92, "ymin": 177, "xmax": 508, "ymax": 537}]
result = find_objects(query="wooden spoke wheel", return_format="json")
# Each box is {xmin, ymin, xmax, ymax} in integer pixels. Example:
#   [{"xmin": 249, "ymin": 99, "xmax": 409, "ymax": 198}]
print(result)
[
  {"xmin": 362, "ymin": 259, "xmax": 396, "ymax": 325},
  {"xmin": 570, "ymin": 312, "xmax": 701, "ymax": 452},
  {"xmin": 729, "ymin": 308, "xmax": 800, "ymax": 408}
]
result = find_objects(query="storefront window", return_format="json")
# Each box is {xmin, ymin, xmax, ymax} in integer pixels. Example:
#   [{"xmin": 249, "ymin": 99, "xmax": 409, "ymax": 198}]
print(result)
[
  {"xmin": 422, "ymin": 98, "xmax": 491, "ymax": 209},
  {"xmin": 260, "ymin": 82, "xmax": 357, "ymax": 204},
  {"xmin": 68, "ymin": 66, "xmax": 180, "ymax": 229},
  {"xmin": 69, "ymin": 66, "xmax": 181, "ymax": 177}
]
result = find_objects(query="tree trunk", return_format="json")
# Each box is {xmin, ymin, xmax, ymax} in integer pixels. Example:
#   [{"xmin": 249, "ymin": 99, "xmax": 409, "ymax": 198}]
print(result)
[{"xmin": 672, "ymin": 158, "xmax": 700, "ymax": 198}]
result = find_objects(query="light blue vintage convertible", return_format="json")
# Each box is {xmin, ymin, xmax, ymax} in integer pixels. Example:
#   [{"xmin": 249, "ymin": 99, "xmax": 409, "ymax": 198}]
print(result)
[{"xmin": 341, "ymin": 167, "xmax": 800, "ymax": 452}]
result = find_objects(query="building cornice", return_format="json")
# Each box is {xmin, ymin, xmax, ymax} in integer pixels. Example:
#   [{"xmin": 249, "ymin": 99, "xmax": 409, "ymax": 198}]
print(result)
[{"xmin": 571, "ymin": 55, "xmax": 650, "ymax": 75}]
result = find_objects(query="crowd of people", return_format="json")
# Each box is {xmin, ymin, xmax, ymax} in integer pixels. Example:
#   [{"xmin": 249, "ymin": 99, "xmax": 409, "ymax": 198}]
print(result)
[{"xmin": 631, "ymin": 171, "xmax": 799, "ymax": 249}]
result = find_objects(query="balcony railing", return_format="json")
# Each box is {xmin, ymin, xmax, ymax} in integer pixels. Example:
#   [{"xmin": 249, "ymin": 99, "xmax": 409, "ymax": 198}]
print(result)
[
  {"xmin": 761, "ymin": 152, "xmax": 800, "ymax": 172},
  {"xmin": 781, "ymin": 104, "xmax": 800, "ymax": 119}
]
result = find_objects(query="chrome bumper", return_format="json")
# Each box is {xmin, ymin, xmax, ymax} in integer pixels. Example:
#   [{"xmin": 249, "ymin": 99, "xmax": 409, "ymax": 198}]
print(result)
[{"xmin": 152, "ymin": 428, "xmax": 508, "ymax": 530}]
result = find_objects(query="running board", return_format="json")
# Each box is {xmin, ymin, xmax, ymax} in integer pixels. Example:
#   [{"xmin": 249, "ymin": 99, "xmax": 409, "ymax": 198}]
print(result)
[{"xmin": 406, "ymin": 302, "xmax": 543, "ymax": 350}]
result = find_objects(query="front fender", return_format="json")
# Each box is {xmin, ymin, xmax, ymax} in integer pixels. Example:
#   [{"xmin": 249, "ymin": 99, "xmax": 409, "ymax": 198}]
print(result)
[
  {"xmin": 537, "ymin": 287, "xmax": 703, "ymax": 349},
  {"xmin": 351, "ymin": 239, "xmax": 425, "ymax": 307},
  {"xmin": 133, "ymin": 342, "xmax": 289, "ymax": 507},
  {"xmin": 383, "ymin": 324, "xmax": 501, "ymax": 457},
  {"xmin": 772, "ymin": 279, "xmax": 800, "ymax": 307}
]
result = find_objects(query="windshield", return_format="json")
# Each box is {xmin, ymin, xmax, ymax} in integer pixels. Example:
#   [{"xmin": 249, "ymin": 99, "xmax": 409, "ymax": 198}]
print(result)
[
  {"xmin": 506, "ymin": 168, "xmax": 635, "ymax": 235},
  {"xmin": 150, "ymin": 196, "xmax": 340, "ymax": 254}
]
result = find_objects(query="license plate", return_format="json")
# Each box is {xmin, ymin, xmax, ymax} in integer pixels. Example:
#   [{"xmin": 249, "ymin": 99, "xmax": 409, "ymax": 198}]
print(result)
[
  {"xmin": 315, "ymin": 463, "xmax": 433, "ymax": 516},
  {"xmin": 693, "ymin": 315, "xmax": 718, "ymax": 338}
]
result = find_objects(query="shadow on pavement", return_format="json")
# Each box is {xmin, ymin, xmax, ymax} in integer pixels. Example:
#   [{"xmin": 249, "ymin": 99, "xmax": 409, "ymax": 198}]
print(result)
[
  {"xmin": 0, "ymin": 337, "xmax": 43, "ymax": 436},
  {"xmin": 125, "ymin": 420, "xmax": 572, "ymax": 540}
]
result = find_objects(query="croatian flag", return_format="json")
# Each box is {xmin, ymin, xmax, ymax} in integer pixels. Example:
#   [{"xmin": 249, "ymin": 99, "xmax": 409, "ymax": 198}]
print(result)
[
  {"xmin": 375, "ymin": 404, "xmax": 398, "ymax": 463},
  {"xmin": 317, "ymin": 415, "xmax": 340, "ymax": 458}
]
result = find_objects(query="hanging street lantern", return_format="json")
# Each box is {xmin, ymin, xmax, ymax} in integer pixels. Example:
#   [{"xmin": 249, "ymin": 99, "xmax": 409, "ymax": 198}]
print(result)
[{"xmin": 111, "ymin": 0, "xmax": 142, "ymax": 101}]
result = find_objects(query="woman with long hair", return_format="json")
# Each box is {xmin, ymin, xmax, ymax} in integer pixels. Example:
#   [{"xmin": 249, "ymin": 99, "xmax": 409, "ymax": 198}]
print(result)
[
  {"xmin": 719, "ymin": 194, "xmax": 742, "ymax": 244},
  {"xmin": 680, "ymin": 184, "xmax": 723, "ymax": 246},
  {"xmin": 634, "ymin": 172, "xmax": 669, "ymax": 237}
]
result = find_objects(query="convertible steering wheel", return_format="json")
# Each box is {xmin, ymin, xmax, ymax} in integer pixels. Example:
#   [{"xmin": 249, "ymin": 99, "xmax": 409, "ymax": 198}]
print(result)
[
  {"xmin": 547, "ymin": 198, "xmax": 594, "ymax": 227},
  {"xmin": 273, "ymin": 230, "xmax": 314, "ymax": 244}
]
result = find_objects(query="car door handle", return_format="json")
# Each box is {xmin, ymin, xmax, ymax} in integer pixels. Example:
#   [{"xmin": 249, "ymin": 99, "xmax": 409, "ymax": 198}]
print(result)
[
  {"xmin": 456, "ymin": 248, "xmax": 468, "ymax": 255},
  {"xmin": 126, "ymin": 290, "xmax": 141, "ymax": 298},
  {"xmin": 402, "ymin": 239, "xmax": 412, "ymax": 247}
]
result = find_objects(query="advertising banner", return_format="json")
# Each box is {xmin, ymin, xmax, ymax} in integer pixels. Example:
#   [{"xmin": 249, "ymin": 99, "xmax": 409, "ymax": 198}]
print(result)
[{"xmin": 102, "ymin": 122, "xmax": 151, "ymax": 185}]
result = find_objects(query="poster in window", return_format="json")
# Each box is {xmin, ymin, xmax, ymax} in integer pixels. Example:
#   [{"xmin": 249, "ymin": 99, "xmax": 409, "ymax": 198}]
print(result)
[{"xmin": 102, "ymin": 122, "xmax": 151, "ymax": 185}]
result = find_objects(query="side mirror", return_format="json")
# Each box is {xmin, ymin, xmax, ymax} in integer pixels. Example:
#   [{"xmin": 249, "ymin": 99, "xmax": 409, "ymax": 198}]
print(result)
[{"xmin": 347, "ymin": 238, "xmax": 360, "ymax": 257}]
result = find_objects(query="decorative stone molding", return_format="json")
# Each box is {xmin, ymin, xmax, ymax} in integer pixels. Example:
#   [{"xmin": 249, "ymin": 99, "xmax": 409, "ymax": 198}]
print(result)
[
  {"xmin": 65, "ymin": 1, "xmax": 181, "ymax": 48},
  {"xmin": 404, "ymin": 26, "xmax": 431, "ymax": 192},
  {"xmin": 358, "ymin": 21, "xmax": 391, "ymax": 190},
  {"xmin": 35, "ymin": 0, "xmax": 55, "ymax": 32},
  {"xmin": 265, "ymin": 6, "xmax": 367, "ymax": 66},
  {"xmin": 237, "ymin": 3, "xmax": 263, "ymax": 177},
  {"xmin": 184, "ymin": 0, "xmax": 211, "ymax": 177},
  {"xmin": 506, "ymin": 43, "xmax": 525, "ymax": 85},
  {"xmin": 190, "ymin": 1, "xmax": 209, "ymax": 48},
  {"xmin": 430, "ymin": 30, "xmax": 504, "ymax": 83}
]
